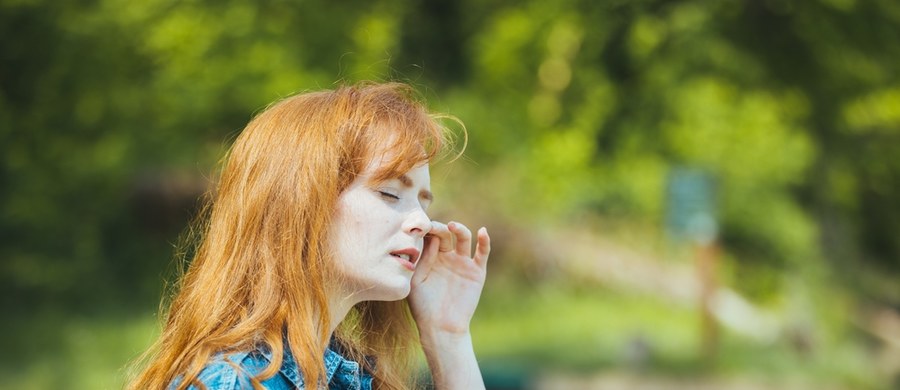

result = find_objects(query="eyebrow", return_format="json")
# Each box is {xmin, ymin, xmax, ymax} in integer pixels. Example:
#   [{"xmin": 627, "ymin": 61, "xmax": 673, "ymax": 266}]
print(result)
[{"xmin": 398, "ymin": 174, "xmax": 433, "ymax": 202}]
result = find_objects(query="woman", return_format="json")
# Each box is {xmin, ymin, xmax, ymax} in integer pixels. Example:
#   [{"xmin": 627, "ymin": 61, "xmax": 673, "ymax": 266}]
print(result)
[{"xmin": 129, "ymin": 82, "xmax": 490, "ymax": 389}]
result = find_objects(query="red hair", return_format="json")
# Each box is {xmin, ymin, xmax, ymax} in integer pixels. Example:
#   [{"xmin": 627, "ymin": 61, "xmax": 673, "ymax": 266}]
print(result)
[{"xmin": 129, "ymin": 82, "xmax": 453, "ymax": 389}]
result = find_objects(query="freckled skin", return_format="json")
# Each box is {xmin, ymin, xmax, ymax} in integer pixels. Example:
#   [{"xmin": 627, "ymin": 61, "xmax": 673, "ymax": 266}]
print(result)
[{"xmin": 331, "ymin": 163, "xmax": 432, "ymax": 302}]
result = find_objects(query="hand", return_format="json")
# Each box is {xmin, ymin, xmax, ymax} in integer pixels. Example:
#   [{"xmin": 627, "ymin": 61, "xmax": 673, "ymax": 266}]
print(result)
[{"xmin": 408, "ymin": 221, "xmax": 491, "ymax": 336}]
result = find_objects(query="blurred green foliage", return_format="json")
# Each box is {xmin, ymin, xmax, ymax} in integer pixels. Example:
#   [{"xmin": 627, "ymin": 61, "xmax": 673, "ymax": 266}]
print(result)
[{"xmin": 2, "ymin": 0, "xmax": 899, "ymax": 388}]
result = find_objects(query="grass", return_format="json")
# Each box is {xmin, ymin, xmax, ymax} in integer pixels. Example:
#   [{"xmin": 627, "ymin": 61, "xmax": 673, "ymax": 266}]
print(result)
[{"xmin": 474, "ymin": 283, "xmax": 697, "ymax": 370}]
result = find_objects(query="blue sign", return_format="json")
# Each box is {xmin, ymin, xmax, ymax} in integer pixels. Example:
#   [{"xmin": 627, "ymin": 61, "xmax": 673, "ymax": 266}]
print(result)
[{"xmin": 666, "ymin": 167, "xmax": 717, "ymax": 244}]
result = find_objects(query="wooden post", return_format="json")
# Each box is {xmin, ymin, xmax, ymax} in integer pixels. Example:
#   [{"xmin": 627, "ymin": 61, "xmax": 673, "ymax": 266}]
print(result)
[{"xmin": 696, "ymin": 240, "xmax": 719, "ymax": 363}]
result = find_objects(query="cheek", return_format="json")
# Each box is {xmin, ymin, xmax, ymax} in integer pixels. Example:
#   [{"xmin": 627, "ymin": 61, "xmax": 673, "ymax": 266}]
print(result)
[
  {"xmin": 346, "ymin": 204, "xmax": 378, "ymax": 228},
  {"xmin": 335, "ymin": 193, "xmax": 399, "ymax": 240},
  {"xmin": 338, "ymin": 200, "xmax": 387, "ymax": 242}
]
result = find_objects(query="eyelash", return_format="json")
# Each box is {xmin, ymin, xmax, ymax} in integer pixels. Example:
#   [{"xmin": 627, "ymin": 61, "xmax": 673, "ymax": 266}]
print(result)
[{"xmin": 378, "ymin": 191, "xmax": 400, "ymax": 201}]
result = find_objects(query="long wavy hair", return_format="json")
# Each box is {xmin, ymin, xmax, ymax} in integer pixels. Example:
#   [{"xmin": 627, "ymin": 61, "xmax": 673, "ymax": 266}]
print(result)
[{"xmin": 128, "ymin": 82, "xmax": 452, "ymax": 389}]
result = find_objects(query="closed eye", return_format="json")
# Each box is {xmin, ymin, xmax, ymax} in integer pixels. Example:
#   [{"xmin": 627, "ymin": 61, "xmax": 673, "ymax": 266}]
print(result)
[{"xmin": 378, "ymin": 190, "xmax": 400, "ymax": 201}]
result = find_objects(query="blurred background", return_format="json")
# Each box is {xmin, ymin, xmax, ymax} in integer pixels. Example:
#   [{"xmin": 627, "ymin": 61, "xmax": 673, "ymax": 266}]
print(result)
[{"xmin": 2, "ymin": 0, "xmax": 899, "ymax": 388}]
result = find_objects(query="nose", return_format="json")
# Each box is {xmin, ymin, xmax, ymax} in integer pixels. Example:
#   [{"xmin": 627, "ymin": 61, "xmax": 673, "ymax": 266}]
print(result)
[{"xmin": 403, "ymin": 207, "xmax": 431, "ymax": 237}]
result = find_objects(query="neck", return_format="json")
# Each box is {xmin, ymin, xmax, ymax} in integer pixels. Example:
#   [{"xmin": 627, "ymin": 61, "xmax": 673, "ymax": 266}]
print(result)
[{"xmin": 325, "ymin": 288, "xmax": 364, "ymax": 341}]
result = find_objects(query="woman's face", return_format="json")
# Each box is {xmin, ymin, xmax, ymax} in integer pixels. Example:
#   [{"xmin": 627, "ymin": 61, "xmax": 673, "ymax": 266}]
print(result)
[{"xmin": 330, "ymin": 156, "xmax": 433, "ymax": 302}]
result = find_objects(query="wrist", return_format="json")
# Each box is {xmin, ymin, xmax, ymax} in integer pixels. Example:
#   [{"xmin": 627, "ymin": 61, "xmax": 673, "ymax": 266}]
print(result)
[
  {"xmin": 417, "ymin": 328, "xmax": 484, "ymax": 389},
  {"xmin": 417, "ymin": 323, "xmax": 472, "ymax": 344}
]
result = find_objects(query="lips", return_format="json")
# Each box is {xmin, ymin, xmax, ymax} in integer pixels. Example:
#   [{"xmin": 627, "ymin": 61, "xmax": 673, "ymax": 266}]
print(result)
[{"xmin": 390, "ymin": 248, "xmax": 421, "ymax": 271}]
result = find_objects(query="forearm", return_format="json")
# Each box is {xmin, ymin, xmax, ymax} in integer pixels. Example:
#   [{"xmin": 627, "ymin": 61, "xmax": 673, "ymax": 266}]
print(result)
[{"xmin": 419, "ymin": 330, "xmax": 485, "ymax": 390}]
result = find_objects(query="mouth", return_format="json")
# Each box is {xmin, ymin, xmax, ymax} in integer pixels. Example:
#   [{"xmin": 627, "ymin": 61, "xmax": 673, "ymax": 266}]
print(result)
[{"xmin": 390, "ymin": 248, "xmax": 421, "ymax": 271}]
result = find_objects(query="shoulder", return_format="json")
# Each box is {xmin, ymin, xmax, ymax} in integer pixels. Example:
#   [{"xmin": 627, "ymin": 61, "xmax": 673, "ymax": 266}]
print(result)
[
  {"xmin": 179, "ymin": 349, "xmax": 294, "ymax": 390},
  {"xmin": 191, "ymin": 356, "xmax": 244, "ymax": 390},
  {"xmin": 175, "ymin": 342, "xmax": 372, "ymax": 390}
]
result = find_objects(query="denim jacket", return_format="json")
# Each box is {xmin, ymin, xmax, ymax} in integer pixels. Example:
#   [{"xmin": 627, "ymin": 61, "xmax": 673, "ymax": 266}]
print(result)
[{"xmin": 178, "ymin": 342, "xmax": 373, "ymax": 390}]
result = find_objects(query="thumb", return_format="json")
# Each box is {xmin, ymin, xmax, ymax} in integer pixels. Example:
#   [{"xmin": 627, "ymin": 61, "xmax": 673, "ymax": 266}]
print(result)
[{"xmin": 412, "ymin": 235, "xmax": 440, "ymax": 286}]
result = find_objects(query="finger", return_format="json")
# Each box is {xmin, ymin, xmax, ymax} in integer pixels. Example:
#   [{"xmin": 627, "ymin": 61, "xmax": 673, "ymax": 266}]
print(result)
[
  {"xmin": 449, "ymin": 221, "xmax": 472, "ymax": 256},
  {"xmin": 429, "ymin": 221, "xmax": 454, "ymax": 252},
  {"xmin": 412, "ymin": 235, "xmax": 440, "ymax": 285},
  {"xmin": 473, "ymin": 227, "xmax": 491, "ymax": 268}
]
